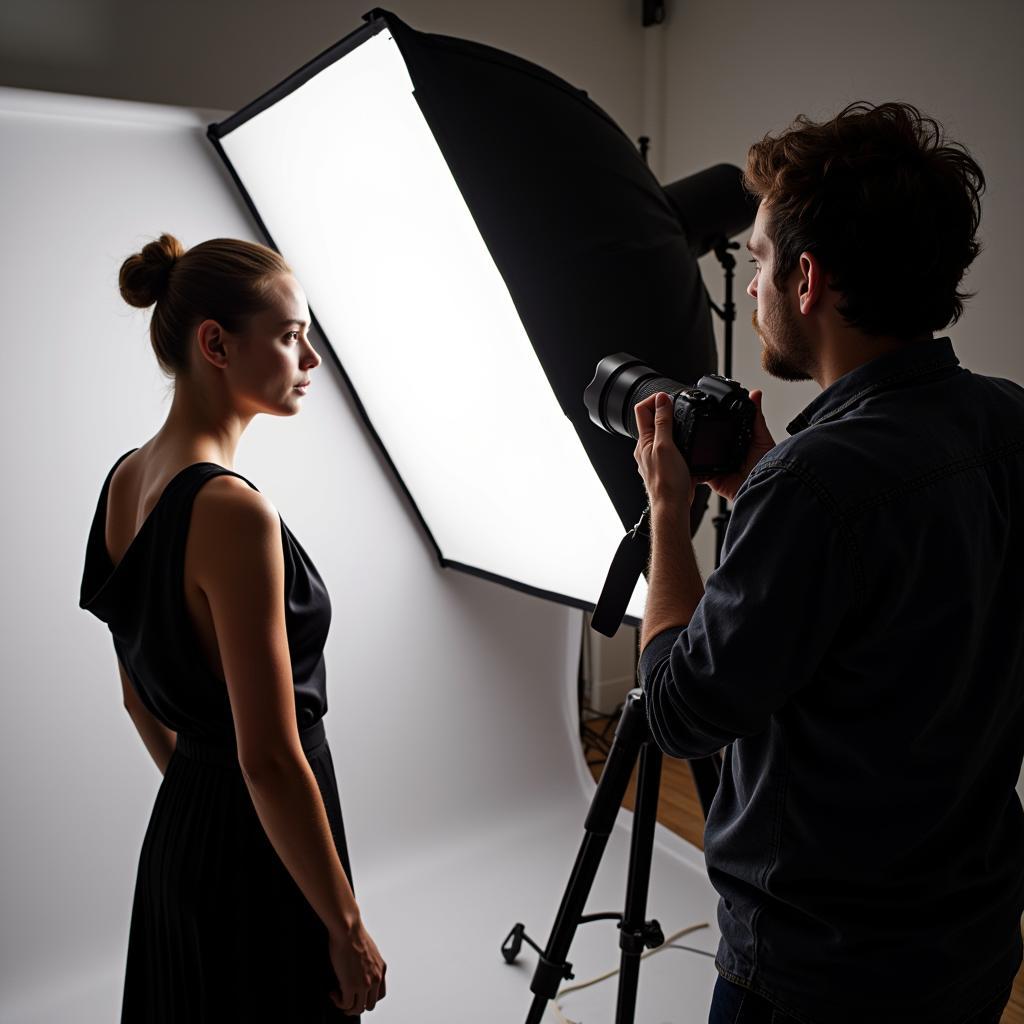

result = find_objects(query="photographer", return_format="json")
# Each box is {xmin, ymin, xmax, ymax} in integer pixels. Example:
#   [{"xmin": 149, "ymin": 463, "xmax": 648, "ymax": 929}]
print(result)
[{"xmin": 633, "ymin": 102, "xmax": 1024, "ymax": 1024}]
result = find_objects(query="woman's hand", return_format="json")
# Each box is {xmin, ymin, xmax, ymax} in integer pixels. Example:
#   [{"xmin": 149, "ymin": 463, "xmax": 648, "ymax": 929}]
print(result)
[
  {"xmin": 328, "ymin": 917, "xmax": 387, "ymax": 1015},
  {"xmin": 634, "ymin": 391, "xmax": 695, "ymax": 508},
  {"xmin": 697, "ymin": 388, "xmax": 776, "ymax": 502}
]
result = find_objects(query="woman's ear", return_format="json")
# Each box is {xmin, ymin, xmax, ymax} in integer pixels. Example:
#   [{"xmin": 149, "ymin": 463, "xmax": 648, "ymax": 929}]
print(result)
[{"xmin": 196, "ymin": 319, "xmax": 228, "ymax": 367}]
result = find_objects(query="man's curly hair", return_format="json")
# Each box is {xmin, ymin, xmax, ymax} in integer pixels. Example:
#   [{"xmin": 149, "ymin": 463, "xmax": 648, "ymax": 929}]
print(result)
[{"xmin": 744, "ymin": 101, "xmax": 985, "ymax": 339}]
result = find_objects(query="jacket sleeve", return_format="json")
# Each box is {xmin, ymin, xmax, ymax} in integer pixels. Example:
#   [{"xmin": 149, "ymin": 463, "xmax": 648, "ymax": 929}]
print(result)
[{"xmin": 639, "ymin": 460, "xmax": 860, "ymax": 758}]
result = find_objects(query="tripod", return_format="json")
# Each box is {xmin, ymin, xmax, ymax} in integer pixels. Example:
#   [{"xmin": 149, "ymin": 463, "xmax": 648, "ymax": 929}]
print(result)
[
  {"xmin": 503, "ymin": 686, "xmax": 706, "ymax": 1024},
  {"xmin": 502, "ymin": 238, "xmax": 739, "ymax": 1023}
]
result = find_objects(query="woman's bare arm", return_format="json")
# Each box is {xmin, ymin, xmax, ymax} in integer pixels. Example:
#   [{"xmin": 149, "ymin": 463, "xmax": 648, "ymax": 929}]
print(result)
[{"xmin": 190, "ymin": 477, "xmax": 362, "ymax": 939}]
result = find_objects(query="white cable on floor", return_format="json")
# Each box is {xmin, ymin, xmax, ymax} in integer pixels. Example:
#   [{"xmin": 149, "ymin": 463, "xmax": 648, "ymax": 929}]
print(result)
[{"xmin": 550, "ymin": 921, "xmax": 712, "ymax": 1024}]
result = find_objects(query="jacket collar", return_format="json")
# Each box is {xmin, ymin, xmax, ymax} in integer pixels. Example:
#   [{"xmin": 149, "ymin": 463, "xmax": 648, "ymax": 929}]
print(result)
[{"xmin": 786, "ymin": 336, "xmax": 960, "ymax": 436}]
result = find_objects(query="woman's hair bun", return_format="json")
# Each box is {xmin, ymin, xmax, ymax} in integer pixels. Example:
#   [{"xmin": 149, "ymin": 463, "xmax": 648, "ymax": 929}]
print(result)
[{"xmin": 119, "ymin": 233, "xmax": 186, "ymax": 308}]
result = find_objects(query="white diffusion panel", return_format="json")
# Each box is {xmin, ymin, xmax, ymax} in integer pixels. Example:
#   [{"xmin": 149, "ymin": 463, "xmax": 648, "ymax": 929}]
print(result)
[{"xmin": 217, "ymin": 29, "xmax": 646, "ymax": 619}]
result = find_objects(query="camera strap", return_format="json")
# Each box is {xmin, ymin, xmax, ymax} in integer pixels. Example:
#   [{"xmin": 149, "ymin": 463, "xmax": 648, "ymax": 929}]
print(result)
[{"xmin": 590, "ymin": 505, "xmax": 650, "ymax": 637}]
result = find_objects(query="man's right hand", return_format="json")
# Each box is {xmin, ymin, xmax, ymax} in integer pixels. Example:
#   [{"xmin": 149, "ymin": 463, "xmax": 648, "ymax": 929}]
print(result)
[{"xmin": 700, "ymin": 389, "xmax": 776, "ymax": 502}]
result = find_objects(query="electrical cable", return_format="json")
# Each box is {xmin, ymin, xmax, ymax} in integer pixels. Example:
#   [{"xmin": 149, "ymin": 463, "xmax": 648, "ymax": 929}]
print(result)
[{"xmin": 550, "ymin": 922, "xmax": 713, "ymax": 1023}]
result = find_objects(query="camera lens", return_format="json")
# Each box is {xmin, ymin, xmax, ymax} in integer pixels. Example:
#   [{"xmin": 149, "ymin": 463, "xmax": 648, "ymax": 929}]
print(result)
[{"xmin": 584, "ymin": 353, "xmax": 684, "ymax": 440}]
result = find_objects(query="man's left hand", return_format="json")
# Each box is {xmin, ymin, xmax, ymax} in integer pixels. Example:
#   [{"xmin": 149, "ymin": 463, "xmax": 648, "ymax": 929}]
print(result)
[{"xmin": 634, "ymin": 392, "xmax": 695, "ymax": 508}]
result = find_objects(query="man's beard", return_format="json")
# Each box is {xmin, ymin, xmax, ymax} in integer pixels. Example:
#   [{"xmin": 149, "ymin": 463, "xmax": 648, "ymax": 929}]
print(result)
[{"xmin": 752, "ymin": 305, "xmax": 814, "ymax": 382}]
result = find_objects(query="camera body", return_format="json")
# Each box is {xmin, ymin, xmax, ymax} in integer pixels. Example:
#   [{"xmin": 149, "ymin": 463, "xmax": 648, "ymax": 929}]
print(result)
[
  {"xmin": 670, "ymin": 374, "xmax": 755, "ymax": 476},
  {"xmin": 583, "ymin": 353, "xmax": 755, "ymax": 476}
]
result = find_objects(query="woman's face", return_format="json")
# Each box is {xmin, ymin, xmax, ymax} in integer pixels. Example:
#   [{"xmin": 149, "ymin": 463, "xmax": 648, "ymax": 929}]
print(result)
[{"xmin": 222, "ymin": 273, "xmax": 322, "ymax": 416}]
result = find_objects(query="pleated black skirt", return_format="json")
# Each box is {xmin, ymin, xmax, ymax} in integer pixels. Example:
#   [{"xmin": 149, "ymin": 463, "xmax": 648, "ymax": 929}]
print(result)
[{"xmin": 121, "ymin": 719, "xmax": 359, "ymax": 1023}]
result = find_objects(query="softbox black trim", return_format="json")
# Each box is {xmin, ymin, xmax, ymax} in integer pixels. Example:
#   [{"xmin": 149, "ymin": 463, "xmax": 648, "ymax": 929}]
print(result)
[
  {"xmin": 208, "ymin": 16, "xmax": 387, "ymax": 140},
  {"xmin": 442, "ymin": 559, "xmax": 641, "ymax": 631}
]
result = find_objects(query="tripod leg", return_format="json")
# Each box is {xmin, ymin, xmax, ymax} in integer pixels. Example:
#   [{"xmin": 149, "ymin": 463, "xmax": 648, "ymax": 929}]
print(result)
[
  {"xmin": 615, "ymin": 738, "xmax": 663, "ymax": 1024},
  {"xmin": 523, "ymin": 690, "xmax": 649, "ymax": 1024}
]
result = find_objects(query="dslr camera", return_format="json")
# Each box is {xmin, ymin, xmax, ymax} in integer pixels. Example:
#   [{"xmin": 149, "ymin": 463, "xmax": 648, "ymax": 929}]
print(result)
[{"xmin": 584, "ymin": 353, "xmax": 755, "ymax": 477}]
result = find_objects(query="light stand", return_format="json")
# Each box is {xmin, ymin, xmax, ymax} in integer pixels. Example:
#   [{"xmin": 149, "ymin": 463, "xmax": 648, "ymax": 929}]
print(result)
[{"xmin": 707, "ymin": 235, "xmax": 740, "ymax": 567}]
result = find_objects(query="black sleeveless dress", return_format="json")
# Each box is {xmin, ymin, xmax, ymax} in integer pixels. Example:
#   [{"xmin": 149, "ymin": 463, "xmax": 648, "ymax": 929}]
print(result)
[{"xmin": 79, "ymin": 449, "xmax": 358, "ymax": 1024}]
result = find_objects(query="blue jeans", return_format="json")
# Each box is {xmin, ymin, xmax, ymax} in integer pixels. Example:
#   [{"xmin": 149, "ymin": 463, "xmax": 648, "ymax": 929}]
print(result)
[{"xmin": 708, "ymin": 975, "xmax": 1013, "ymax": 1024}]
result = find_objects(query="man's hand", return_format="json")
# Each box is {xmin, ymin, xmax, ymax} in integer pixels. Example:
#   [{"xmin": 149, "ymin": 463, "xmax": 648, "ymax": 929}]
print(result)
[
  {"xmin": 634, "ymin": 392, "xmax": 694, "ymax": 508},
  {"xmin": 634, "ymin": 391, "xmax": 704, "ymax": 649},
  {"xmin": 698, "ymin": 389, "xmax": 776, "ymax": 503}
]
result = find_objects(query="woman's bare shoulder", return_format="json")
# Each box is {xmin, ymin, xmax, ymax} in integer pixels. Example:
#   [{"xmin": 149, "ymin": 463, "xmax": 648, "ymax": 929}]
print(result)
[
  {"xmin": 194, "ymin": 471, "xmax": 270, "ymax": 502},
  {"xmin": 190, "ymin": 475, "xmax": 281, "ymax": 571}
]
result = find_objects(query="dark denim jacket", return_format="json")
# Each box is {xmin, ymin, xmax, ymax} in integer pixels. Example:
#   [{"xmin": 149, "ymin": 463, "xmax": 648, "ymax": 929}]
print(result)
[{"xmin": 639, "ymin": 338, "xmax": 1024, "ymax": 1024}]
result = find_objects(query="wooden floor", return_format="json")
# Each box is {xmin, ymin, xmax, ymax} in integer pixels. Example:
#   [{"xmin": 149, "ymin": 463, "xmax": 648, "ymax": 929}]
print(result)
[{"xmin": 582, "ymin": 734, "xmax": 1024, "ymax": 1023}]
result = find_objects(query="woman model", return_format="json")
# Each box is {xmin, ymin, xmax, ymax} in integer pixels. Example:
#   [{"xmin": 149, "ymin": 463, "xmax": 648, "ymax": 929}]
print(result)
[{"xmin": 79, "ymin": 234, "xmax": 386, "ymax": 1021}]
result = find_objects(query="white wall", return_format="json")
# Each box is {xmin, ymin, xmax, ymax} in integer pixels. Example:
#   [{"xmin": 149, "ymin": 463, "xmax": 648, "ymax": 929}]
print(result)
[
  {"xmin": 658, "ymin": 0, "xmax": 1024, "ymax": 798},
  {"xmin": 0, "ymin": 0, "xmax": 648, "ymax": 144},
  {"xmin": 660, "ymin": 0, "xmax": 1023, "ymax": 448}
]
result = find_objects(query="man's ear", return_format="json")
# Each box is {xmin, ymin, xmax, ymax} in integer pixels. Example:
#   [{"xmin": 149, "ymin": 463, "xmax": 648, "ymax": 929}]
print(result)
[
  {"xmin": 796, "ymin": 251, "xmax": 827, "ymax": 316},
  {"xmin": 196, "ymin": 319, "xmax": 228, "ymax": 368}
]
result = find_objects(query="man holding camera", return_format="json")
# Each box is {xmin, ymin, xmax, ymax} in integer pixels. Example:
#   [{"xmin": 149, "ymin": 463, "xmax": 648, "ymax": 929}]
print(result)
[{"xmin": 634, "ymin": 101, "xmax": 1024, "ymax": 1024}]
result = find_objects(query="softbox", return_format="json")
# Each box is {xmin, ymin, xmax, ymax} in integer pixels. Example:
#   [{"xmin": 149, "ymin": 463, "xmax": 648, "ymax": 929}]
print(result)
[{"xmin": 209, "ymin": 9, "xmax": 737, "ymax": 623}]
